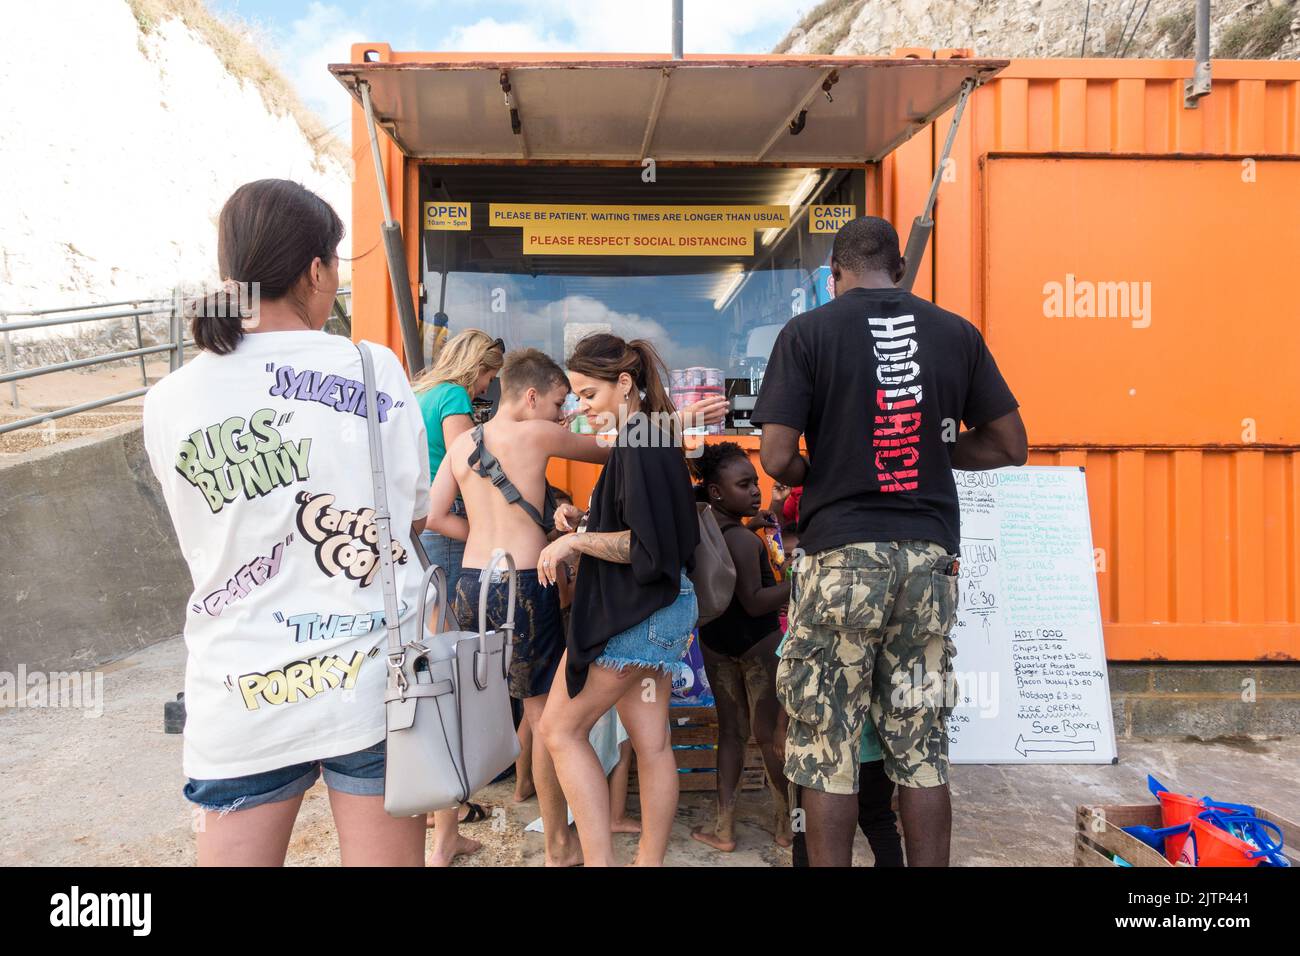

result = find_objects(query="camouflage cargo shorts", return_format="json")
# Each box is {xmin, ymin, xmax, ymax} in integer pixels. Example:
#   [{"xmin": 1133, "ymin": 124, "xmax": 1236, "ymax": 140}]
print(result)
[{"xmin": 776, "ymin": 540, "xmax": 959, "ymax": 794}]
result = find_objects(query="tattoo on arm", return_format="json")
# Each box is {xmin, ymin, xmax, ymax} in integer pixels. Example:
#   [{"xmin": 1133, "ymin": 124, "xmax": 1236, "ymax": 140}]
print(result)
[{"xmin": 574, "ymin": 531, "xmax": 632, "ymax": 564}]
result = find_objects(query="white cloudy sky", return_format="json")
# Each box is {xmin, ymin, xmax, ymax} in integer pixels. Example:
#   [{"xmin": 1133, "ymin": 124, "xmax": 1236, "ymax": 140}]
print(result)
[{"xmin": 212, "ymin": 0, "xmax": 803, "ymax": 138}]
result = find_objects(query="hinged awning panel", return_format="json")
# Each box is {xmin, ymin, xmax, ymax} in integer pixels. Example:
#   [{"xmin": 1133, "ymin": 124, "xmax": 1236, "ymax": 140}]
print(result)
[{"xmin": 330, "ymin": 56, "xmax": 1006, "ymax": 163}]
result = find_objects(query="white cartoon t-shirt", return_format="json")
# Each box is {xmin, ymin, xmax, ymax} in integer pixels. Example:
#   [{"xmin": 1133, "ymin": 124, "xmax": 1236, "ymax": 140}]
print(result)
[{"xmin": 143, "ymin": 330, "xmax": 430, "ymax": 779}]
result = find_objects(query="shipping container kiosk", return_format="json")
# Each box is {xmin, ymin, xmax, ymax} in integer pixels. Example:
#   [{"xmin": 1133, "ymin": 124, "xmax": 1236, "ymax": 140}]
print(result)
[{"xmin": 331, "ymin": 47, "xmax": 1300, "ymax": 669}]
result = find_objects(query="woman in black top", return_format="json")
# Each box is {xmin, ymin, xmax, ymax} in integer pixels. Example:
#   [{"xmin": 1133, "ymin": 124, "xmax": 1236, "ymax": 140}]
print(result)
[
  {"xmin": 536, "ymin": 334, "xmax": 699, "ymax": 867},
  {"xmin": 688, "ymin": 443, "xmax": 793, "ymax": 854}
]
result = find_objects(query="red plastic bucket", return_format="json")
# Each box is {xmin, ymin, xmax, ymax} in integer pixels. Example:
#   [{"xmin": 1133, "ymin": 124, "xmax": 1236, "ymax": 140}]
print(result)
[
  {"xmin": 1177, "ymin": 815, "xmax": 1264, "ymax": 868},
  {"xmin": 1155, "ymin": 789, "xmax": 1205, "ymax": 862}
]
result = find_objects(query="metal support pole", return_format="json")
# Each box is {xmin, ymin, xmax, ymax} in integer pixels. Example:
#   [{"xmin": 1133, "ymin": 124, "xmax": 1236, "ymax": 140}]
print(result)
[
  {"xmin": 672, "ymin": 0, "xmax": 683, "ymax": 59},
  {"xmin": 132, "ymin": 301, "xmax": 148, "ymax": 385},
  {"xmin": 1, "ymin": 312, "xmax": 17, "ymax": 407},
  {"xmin": 174, "ymin": 288, "xmax": 185, "ymax": 370},
  {"xmin": 169, "ymin": 289, "xmax": 180, "ymax": 372},
  {"xmin": 359, "ymin": 80, "xmax": 425, "ymax": 375},
  {"xmin": 900, "ymin": 77, "xmax": 976, "ymax": 293},
  {"xmin": 1185, "ymin": 0, "xmax": 1212, "ymax": 108}
]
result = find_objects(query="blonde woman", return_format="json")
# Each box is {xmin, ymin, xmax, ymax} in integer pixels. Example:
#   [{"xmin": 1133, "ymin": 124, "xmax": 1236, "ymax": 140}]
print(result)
[
  {"xmin": 414, "ymin": 329, "xmax": 504, "ymax": 589},
  {"xmin": 411, "ymin": 328, "xmax": 503, "ymax": 865}
]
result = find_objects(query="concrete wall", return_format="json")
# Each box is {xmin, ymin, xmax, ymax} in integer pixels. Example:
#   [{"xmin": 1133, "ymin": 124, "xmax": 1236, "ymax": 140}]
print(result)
[
  {"xmin": 1110, "ymin": 664, "xmax": 1300, "ymax": 739},
  {"xmin": 0, "ymin": 423, "xmax": 190, "ymax": 673}
]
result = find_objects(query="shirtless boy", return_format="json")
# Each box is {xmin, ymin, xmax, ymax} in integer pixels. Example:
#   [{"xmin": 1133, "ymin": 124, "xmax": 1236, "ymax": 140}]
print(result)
[{"xmin": 426, "ymin": 349, "xmax": 606, "ymax": 866}]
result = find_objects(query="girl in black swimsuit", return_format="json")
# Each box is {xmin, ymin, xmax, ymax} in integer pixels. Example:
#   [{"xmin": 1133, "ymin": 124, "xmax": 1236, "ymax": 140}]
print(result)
[{"xmin": 689, "ymin": 442, "xmax": 793, "ymax": 852}]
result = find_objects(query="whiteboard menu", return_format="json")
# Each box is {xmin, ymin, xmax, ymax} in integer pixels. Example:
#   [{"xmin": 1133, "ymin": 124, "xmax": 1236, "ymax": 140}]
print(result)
[{"xmin": 947, "ymin": 466, "xmax": 1117, "ymax": 764}]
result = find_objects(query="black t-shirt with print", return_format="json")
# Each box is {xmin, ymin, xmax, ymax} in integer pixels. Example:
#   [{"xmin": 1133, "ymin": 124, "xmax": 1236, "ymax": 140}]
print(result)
[{"xmin": 751, "ymin": 286, "xmax": 1018, "ymax": 556}]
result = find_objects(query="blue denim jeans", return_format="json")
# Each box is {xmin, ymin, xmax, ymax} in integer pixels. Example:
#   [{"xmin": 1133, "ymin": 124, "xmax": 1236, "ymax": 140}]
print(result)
[
  {"xmin": 595, "ymin": 572, "xmax": 698, "ymax": 675},
  {"xmin": 420, "ymin": 499, "xmax": 466, "ymax": 591}
]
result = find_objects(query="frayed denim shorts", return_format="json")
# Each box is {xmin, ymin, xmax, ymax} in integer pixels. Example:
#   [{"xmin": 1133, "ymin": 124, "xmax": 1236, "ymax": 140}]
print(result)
[
  {"xmin": 595, "ymin": 572, "xmax": 698, "ymax": 675},
  {"xmin": 183, "ymin": 740, "xmax": 386, "ymax": 815}
]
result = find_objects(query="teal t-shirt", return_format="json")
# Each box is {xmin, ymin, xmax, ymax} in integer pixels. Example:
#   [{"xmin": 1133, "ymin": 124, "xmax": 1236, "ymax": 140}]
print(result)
[
  {"xmin": 416, "ymin": 381, "xmax": 473, "ymax": 475},
  {"xmin": 776, "ymin": 633, "xmax": 884, "ymax": 764}
]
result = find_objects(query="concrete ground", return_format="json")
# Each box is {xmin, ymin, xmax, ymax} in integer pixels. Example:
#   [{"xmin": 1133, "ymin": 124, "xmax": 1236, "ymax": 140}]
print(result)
[{"xmin": 2, "ymin": 636, "xmax": 1297, "ymax": 867}]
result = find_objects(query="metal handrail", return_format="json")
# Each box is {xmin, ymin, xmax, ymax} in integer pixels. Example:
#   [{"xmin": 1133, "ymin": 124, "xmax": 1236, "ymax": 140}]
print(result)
[
  {"xmin": 10, "ymin": 297, "xmax": 170, "ymax": 317},
  {"xmin": 1, "ymin": 389, "xmax": 152, "ymax": 434},
  {"xmin": 0, "ymin": 287, "xmax": 350, "ymax": 436},
  {"xmin": 0, "ymin": 304, "xmax": 171, "ymax": 335},
  {"xmin": 0, "ymin": 343, "xmax": 176, "ymax": 385}
]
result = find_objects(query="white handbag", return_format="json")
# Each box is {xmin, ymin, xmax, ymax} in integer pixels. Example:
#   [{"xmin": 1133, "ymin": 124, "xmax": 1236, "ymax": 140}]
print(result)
[{"xmin": 356, "ymin": 342, "xmax": 520, "ymax": 817}]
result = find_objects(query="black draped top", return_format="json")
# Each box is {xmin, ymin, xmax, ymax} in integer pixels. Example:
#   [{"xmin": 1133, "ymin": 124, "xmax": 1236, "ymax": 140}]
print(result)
[{"xmin": 564, "ymin": 420, "xmax": 699, "ymax": 697}]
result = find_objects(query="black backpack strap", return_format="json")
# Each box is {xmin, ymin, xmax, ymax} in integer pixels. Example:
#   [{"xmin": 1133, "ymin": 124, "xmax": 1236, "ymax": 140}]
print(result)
[{"xmin": 467, "ymin": 424, "xmax": 555, "ymax": 533}]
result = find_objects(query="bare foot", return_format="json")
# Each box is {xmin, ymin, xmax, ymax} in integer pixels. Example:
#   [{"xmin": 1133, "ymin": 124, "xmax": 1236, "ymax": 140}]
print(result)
[
  {"xmin": 427, "ymin": 834, "xmax": 482, "ymax": 867},
  {"xmin": 611, "ymin": 817, "xmax": 641, "ymax": 834},
  {"xmin": 545, "ymin": 831, "xmax": 584, "ymax": 867},
  {"xmin": 513, "ymin": 782, "xmax": 536, "ymax": 803},
  {"xmin": 690, "ymin": 826, "xmax": 737, "ymax": 852},
  {"xmin": 773, "ymin": 806, "xmax": 794, "ymax": 847}
]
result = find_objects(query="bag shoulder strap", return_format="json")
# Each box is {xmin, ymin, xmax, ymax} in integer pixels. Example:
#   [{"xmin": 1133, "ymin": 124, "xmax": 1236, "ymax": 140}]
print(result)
[
  {"xmin": 466, "ymin": 423, "xmax": 555, "ymax": 533},
  {"xmin": 696, "ymin": 504, "xmax": 737, "ymax": 570},
  {"xmin": 714, "ymin": 512, "xmax": 745, "ymax": 535},
  {"xmin": 356, "ymin": 342, "xmax": 405, "ymax": 663}
]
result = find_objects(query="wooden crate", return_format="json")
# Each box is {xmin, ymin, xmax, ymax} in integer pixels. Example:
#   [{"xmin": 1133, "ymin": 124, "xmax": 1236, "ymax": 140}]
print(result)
[
  {"xmin": 1075, "ymin": 801, "xmax": 1300, "ymax": 867},
  {"xmin": 628, "ymin": 705, "xmax": 769, "ymax": 794}
]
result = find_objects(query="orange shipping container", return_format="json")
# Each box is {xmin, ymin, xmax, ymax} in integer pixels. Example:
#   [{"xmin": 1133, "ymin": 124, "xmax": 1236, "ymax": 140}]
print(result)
[{"xmin": 902, "ymin": 56, "xmax": 1300, "ymax": 663}]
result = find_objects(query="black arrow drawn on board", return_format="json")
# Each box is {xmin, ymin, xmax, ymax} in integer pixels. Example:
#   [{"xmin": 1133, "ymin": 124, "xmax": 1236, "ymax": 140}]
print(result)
[{"xmin": 1014, "ymin": 735, "xmax": 1096, "ymax": 757}]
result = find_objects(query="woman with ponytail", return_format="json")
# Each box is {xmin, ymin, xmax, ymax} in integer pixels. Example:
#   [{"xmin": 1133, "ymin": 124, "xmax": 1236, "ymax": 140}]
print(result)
[
  {"xmin": 143, "ymin": 179, "xmax": 431, "ymax": 866},
  {"xmin": 536, "ymin": 333, "xmax": 700, "ymax": 866},
  {"xmin": 411, "ymin": 328, "xmax": 503, "ymax": 590}
]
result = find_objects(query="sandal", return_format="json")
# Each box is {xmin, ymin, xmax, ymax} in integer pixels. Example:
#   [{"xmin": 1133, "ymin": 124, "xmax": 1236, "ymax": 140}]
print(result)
[
  {"xmin": 459, "ymin": 802, "xmax": 488, "ymax": 825},
  {"xmin": 424, "ymin": 802, "xmax": 489, "ymax": 828}
]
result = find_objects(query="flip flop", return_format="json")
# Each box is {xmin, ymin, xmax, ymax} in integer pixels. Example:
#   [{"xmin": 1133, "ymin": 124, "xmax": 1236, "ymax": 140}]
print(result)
[
  {"xmin": 425, "ymin": 802, "xmax": 489, "ymax": 828},
  {"xmin": 459, "ymin": 802, "xmax": 488, "ymax": 825}
]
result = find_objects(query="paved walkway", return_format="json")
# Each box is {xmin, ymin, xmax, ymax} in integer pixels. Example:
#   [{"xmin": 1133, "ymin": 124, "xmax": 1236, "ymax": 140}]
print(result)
[{"xmin": 2, "ymin": 637, "xmax": 1295, "ymax": 866}]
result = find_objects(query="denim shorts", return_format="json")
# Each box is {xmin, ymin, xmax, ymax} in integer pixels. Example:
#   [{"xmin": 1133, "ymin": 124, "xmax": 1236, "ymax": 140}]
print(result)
[
  {"xmin": 596, "ymin": 572, "xmax": 698, "ymax": 675},
  {"xmin": 183, "ymin": 740, "xmax": 386, "ymax": 814}
]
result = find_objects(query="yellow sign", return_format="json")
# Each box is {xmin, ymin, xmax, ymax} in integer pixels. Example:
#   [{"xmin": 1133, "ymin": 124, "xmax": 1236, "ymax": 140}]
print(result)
[
  {"xmin": 522, "ymin": 232, "xmax": 753, "ymax": 256},
  {"xmin": 490, "ymin": 204, "xmax": 788, "ymax": 256},
  {"xmin": 423, "ymin": 202, "xmax": 470, "ymax": 231},
  {"xmin": 809, "ymin": 204, "xmax": 856, "ymax": 234}
]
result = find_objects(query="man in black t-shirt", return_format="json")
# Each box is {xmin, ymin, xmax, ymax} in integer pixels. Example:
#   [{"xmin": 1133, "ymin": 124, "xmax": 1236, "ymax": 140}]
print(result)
[{"xmin": 752, "ymin": 216, "xmax": 1026, "ymax": 867}]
